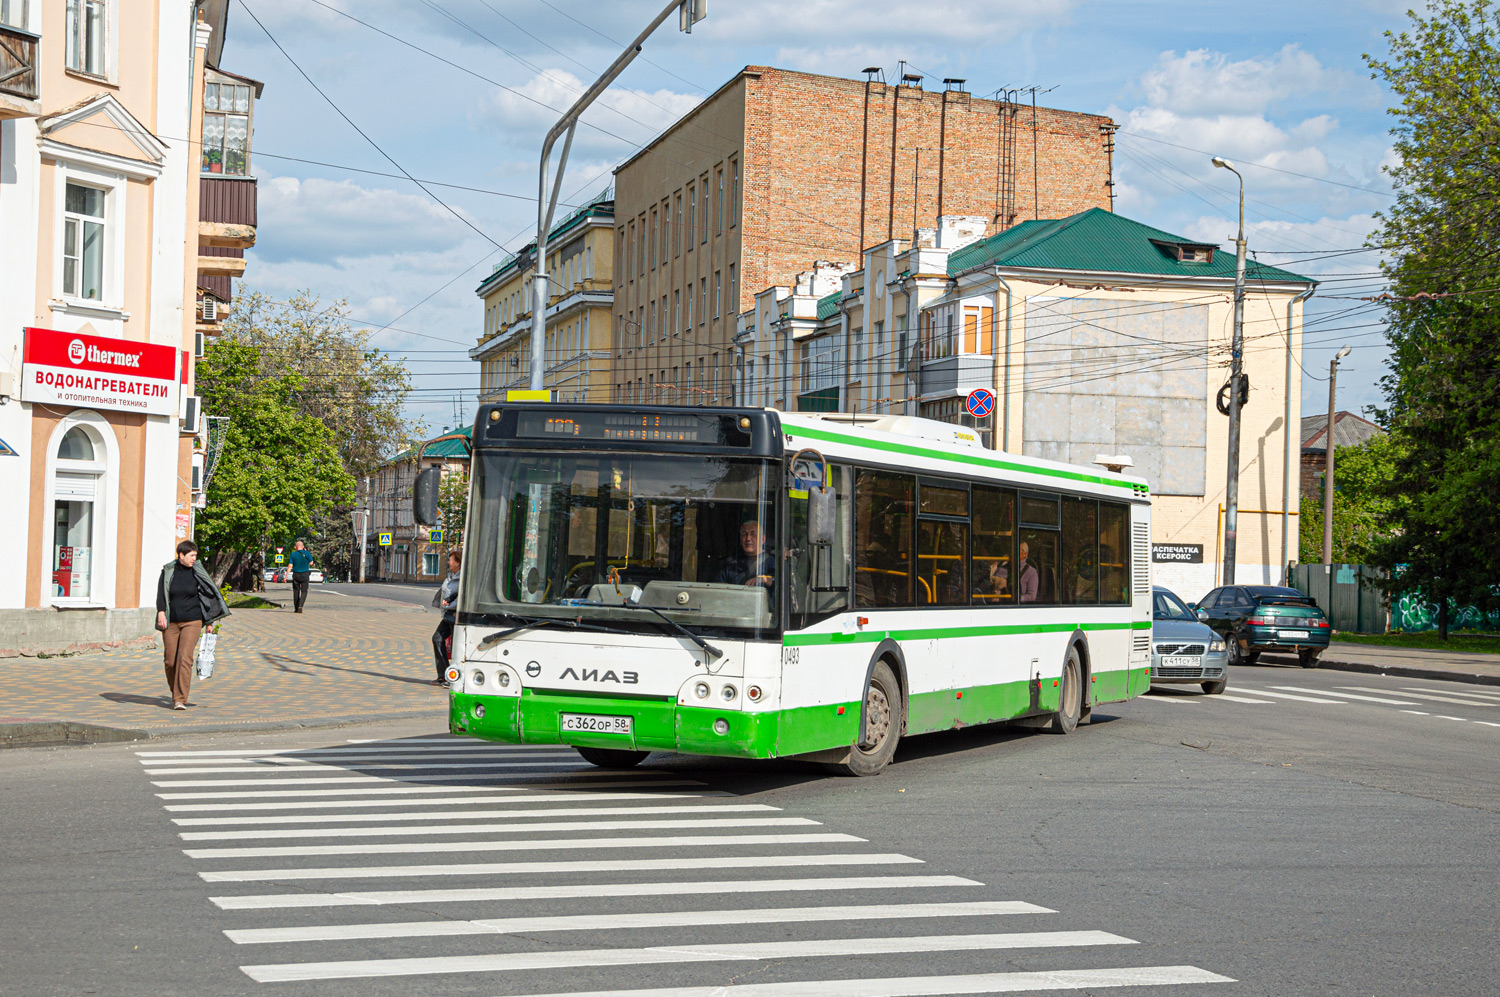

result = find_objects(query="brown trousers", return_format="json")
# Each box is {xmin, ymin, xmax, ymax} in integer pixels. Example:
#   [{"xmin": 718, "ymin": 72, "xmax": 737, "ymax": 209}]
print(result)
[{"xmin": 163, "ymin": 620, "xmax": 204, "ymax": 706}]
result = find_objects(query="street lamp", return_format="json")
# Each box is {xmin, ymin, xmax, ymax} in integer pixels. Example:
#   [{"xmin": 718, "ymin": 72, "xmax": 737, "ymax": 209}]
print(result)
[
  {"xmin": 1212, "ymin": 156, "xmax": 1248, "ymax": 587},
  {"xmin": 1322, "ymin": 345, "xmax": 1352, "ymax": 565},
  {"xmin": 530, "ymin": 0, "xmax": 707, "ymax": 392}
]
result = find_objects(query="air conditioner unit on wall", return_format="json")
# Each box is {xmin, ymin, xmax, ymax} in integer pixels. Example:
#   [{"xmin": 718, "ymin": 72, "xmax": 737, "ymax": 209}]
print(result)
[
  {"xmin": 181, "ymin": 394, "xmax": 201, "ymax": 435},
  {"xmin": 201, "ymin": 297, "xmax": 218, "ymax": 322},
  {"xmin": 191, "ymin": 451, "xmax": 204, "ymax": 491}
]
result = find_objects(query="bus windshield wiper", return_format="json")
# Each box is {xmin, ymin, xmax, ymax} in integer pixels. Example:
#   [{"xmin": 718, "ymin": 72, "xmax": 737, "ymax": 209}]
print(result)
[
  {"xmin": 477, "ymin": 613, "xmax": 614, "ymax": 649},
  {"xmin": 574, "ymin": 601, "xmax": 724, "ymax": 660}
]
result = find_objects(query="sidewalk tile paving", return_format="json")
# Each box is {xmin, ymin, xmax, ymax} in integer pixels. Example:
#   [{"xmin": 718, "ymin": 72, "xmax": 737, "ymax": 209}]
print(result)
[{"xmin": 0, "ymin": 586, "xmax": 448, "ymax": 736}]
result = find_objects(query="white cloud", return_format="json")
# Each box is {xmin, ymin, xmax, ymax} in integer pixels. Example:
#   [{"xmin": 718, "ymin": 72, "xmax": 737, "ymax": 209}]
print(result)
[
  {"xmin": 255, "ymin": 177, "xmax": 480, "ymax": 263},
  {"xmin": 1140, "ymin": 45, "xmax": 1355, "ymax": 117}
]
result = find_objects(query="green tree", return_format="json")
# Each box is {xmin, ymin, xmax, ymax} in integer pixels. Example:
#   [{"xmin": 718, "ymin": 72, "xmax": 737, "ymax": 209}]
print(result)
[
  {"xmin": 224, "ymin": 289, "xmax": 414, "ymax": 476},
  {"xmin": 1364, "ymin": 0, "xmax": 1500, "ymax": 638},
  {"xmin": 1298, "ymin": 434, "xmax": 1406, "ymax": 564},
  {"xmin": 437, "ymin": 467, "xmax": 470, "ymax": 551},
  {"xmin": 195, "ymin": 341, "xmax": 355, "ymax": 585}
]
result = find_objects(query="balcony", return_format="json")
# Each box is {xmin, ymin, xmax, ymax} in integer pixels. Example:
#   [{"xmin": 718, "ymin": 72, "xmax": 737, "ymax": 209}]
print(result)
[
  {"xmin": 199, "ymin": 176, "xmax": 257, "ymax": 250},
  {"xmin": 0, "ymin": 23, "xmax": 40, "ymax": 119}
]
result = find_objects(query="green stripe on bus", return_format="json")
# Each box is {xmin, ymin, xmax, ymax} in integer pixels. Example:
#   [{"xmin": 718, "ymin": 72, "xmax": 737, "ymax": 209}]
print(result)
[
  {"xmin": 785, "ymin": 423, "xmax": 1142, "ymax": 492},
  {"xmin": 783, "ymin": 619, "xmax": 1149, "ymax": 647}
]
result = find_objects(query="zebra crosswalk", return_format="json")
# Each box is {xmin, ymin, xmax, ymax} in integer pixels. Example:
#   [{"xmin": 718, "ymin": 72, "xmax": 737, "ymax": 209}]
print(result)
[
  {"xmin": 137, "ymin": 735, "xmax": 1235, "ymax": 994},
  {"xmin": 1141, "ymin": 679, "xmax": 1500, "ymax": 730}
]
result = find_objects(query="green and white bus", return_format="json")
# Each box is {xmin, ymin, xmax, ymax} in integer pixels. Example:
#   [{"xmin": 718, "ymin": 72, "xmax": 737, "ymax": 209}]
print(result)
[{"xmin": 438, "ymin": 403, "xmax": 1151, "ymax": 776}]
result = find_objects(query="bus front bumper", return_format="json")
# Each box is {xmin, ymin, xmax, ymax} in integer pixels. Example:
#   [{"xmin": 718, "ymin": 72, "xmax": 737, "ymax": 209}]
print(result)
[{"xmin": 450, "ymin": 690, "xmax": 780, "ymax": 759}]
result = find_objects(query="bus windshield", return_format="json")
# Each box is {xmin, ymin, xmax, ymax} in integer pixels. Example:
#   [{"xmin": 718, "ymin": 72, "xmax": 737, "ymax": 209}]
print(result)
[{"xmin": 462, "ymin": 451, "xmax": 779, "ymax": 634}]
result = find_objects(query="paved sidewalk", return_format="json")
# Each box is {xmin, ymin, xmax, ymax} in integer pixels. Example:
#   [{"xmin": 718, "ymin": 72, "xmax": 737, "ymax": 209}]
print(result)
[
  {"xmin": 0, "ymin": 584, "xmax": 449, "ymax": 745},
  {"xmin": 1262, "ymin": 640, "xmax": 1500, "ymax": 686}
]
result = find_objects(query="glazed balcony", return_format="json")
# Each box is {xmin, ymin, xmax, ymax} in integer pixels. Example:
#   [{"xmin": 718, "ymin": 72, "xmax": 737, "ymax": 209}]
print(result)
[{"xmin": 0, "ymin": 23, "xmax": 40, "ymax": 118}]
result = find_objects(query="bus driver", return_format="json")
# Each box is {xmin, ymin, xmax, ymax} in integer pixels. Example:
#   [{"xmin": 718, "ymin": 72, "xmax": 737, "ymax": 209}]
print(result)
[{"xmin": 718, "ymin": 519, "xmax": 775, "ymax": 588}]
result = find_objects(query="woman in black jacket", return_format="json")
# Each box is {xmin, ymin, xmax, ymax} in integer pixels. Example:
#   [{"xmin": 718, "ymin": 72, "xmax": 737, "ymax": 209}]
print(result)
[{"xmin": 155, "ymin": 540, "xmax": 231, "ymax": 710}]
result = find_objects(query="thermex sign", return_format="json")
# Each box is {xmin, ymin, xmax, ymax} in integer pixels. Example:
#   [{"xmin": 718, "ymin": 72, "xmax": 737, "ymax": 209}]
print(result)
[{"xmin": 21, "ymin": 327, "xmax": 179, "ymax": 417}]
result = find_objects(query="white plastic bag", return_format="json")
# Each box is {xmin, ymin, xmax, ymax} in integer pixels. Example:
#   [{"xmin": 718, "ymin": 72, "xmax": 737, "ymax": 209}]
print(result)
[{"xmin": 196, "ymin": 630, "xmax": 218, "ymax": 679}]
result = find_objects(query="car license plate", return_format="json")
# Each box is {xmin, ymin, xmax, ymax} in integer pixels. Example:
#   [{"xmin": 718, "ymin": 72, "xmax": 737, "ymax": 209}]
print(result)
[
  {"xmin": 1162, "ymin": 655, "xmax": 1198, "ymax": 668},
  {"xmin": 560, "ymin": 713, "xmax": 633, "ymax": 735},
  {"xmin": 1280, "ymin": 630, "xmax": 1310, "ymax": 639}
]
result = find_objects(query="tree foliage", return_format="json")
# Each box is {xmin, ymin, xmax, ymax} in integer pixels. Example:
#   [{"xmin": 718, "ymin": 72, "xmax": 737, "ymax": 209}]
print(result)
[
  {"xmin": 194, "ymin": 341, "xmax": 355, "ymax": 585},
  {"xmin": 223, "ymin": 289, "xmax": 414, "ymax": 477},
  {"xmin": 437, "ymin": 467, "xmax": 470, "ymax": 552},
  {"xmin": 1363, "ymin": 0, "xmax": 1500, "ymax": 637},
  {"xmin": 1298, "ymin": 434, "xmax": 1406, "ymax": 564}
]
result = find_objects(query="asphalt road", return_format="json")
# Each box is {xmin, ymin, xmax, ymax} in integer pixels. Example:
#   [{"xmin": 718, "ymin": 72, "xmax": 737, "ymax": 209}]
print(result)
[
  {"xmin": 323, "ymin": 581, "xmax": 443, "ymax": 610},
  {"xmin": 2, "ymin": 663, "xmax": 1496, "ymax": 996}
]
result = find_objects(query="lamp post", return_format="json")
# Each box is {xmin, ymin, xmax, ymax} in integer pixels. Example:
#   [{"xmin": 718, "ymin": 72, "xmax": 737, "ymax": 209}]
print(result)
[
  {"xmin": 1322, "ymin": 345, "xmax": 1352, "ymax": 564},
  {"xmin": 530, "ymin": 0, "xmax": 706, "ymax": 391},
  {"xmin": 1212, "ymin": 156, "xmax": 1247, "ymax": 587}
]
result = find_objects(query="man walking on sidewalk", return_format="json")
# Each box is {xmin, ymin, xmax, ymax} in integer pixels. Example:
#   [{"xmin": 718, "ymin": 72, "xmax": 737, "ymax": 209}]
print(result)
[{"xmin": 289, "ymin": 539, "xmax": 314, "ymax": 614}]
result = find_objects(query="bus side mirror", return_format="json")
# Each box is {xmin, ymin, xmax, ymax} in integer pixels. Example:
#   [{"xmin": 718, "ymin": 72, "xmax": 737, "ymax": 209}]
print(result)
[
  {"xmin": 806, "ymin": 485, "xmax": 835, "ymax": 546},
  {"xmin": 414, "ymin": 467, "xmax": 441, "ymax": 526}
]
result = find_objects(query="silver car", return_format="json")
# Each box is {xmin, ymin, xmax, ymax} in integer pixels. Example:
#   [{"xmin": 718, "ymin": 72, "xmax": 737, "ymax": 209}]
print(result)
[{"xmin": 1151, "ymin": 586, "xmax": 1230, "ymax": 695}]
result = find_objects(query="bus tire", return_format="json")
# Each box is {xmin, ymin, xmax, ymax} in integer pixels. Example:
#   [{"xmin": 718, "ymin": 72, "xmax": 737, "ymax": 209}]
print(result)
[
  {"xmin": 827, "ymin": 661, "xmax": 901, "ymax": 777},
  {"xmin": 1047, "ymin": 646, "xmax": 1083, "ymax": 735},
  {"xmin": 575, "ymin": 746, "xmax": 651, "ymax": 769}
]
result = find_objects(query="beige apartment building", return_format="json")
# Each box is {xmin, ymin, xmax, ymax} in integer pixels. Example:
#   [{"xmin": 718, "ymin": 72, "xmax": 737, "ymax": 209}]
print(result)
[
  {"xmin": 361, "ymin": 427, "xmax": 470, "ymax": 584},
  {"xmin": 0, "ymin": 0, "xmax": 259, "ymax": 654},
  {"xmin": 611, "ymin": 66, "xmax": 1116, "ymax": 404},
  {"xmin": 473, "ymin": 192, "xmax": 615, "ymax": 403},
  {"xmin": 738, "ymin": 209, "xmax": 1315, "ymax": 594}
]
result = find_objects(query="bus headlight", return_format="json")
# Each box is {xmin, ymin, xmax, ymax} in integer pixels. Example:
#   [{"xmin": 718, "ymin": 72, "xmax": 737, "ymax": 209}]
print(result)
[
  {"xmin": 497, "ymin": 670, "xmax": 510, "ymax": 688},
  {"xmin": 694, "ymin": 682, "xmax": 710, "ymax": 700},
  {"xmin": 471, "ymin": 669, "xmax": 486, "ymax": 686},
  {"xmin": 746, "ymin": 685, "xmax": 763, "ymax": 702},
  {"xmin": 720, "ymin": 684, "xmax": 737, "ymax": 701}
]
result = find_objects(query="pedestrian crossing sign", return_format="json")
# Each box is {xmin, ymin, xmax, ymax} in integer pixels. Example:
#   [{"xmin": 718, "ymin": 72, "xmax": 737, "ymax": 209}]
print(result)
[
  {"xmin": 274, "ymin": 554, "xmax": 284, "ymax": 564},
  {"xmin": 429, "ymin": 528, "xmax": 442, "ymax": 542},
  {"xmin": 378, "ymin": 532, "xmax": 392, "ymax": 546}
]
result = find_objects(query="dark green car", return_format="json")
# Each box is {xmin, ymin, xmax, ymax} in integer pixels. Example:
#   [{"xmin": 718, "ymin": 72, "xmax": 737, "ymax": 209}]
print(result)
[{"xmin": 1194, "ymin": 585, "xmax": 1332, "ymax": 668}]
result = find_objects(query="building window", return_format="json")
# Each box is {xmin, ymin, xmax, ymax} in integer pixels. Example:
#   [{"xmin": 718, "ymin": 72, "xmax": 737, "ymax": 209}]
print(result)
[
  {"xmin": 714, "ymin": 271, "xmax": 722, "ymax": 318},
  {"xmin": 52, "ymin": 425, "xmax": 105, "ymax": 603},
  {"xmin": 638, "ymin": 215, "xmax": 647, "ymax": 275},
  {"xmin": 626, "ymin": 222, "xmax": 634, "ymax": 278},
  {"xmin": 674, "ymin": 193, "xmax": 683, "ymax": 256},
  {"xmin": 65, "ymin": 0, "xmax": 106, "ymax": 77},
  {"xmin": 716, "ymin": 167, "xmax": 724, "ymax": 234},
  {"xmin": 686, "ymin": 185, "xmax": 695, "ymax": 252},
  {"xmin": 700, "ymin": 277, "xmax": 707, "ymax": 324},
  {"xmin": 1, "ymin": 0, "xmax": 29, "ymax": 29},
  {"xmin": 700, "ymin": 173, "xmax": 710, "ymax": 242},
  {"xmin": 661, "ymin": 199, "xmax": 670, "ymax": 264},
  {"xmin": 581, "ymin": 314, "xmax": 590, "ymax": 351},
  {"xmin": 62, "ymin": 182, "xmax": 105, "ymax": 301},
  {"xmin": 730, "ymin": 158, "xmax": 740, "ymax": 227},
  {"xmin": 202, "ymin": 81, "xmax": 253, "ymax": 175},
  {"xmin": 728, "ymin": 263, "xmax": 736, "ymax": 316},
  {"xmin": 649, "ymin": 207, "xmax": 657, "ymax": 269},
  {"xmin": 423, "ymin": 552, "xmax": 440, "ymax": 576},
  {"xmin": 685, "ymin": 284, "xmax": 693, "ymax": 328},
  {"xmin": 674, "ymin": 289, "xmax": 681, "ymax": 332}
]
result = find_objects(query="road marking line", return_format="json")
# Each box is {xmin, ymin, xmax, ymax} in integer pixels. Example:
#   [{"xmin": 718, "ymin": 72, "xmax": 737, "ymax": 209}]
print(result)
[
  {"xmin": 145, "ymin": 760, "xmax": 598, "ymax": 776},
  {"xmin": 1341, "ymin": 687, "xmax": 1495, "ymax": 707},
  {"xmin": 141, "ymin": 751, "xmax": 582, "ymax": 767},
  {"xmin": 155, "ymin": 779, "xmax": 704, "ymax": 799},
  {"xmin": 182, "ymin": 817, "xmax": 822, "ymax": 844},
  {"xmin": 222, "ymin": 900, "xmax": 1055, "ymax": 945},
  {"xmin": 239, "ymin": 930, "xmax": 1135, "ymax": 982},
  {"xmin": 138, "ymin": 743, "xmax": 565, "ymax": 757},
  {"xmin": 1476, "ymin": 722, "xmax": 1500, "ymax": 728},
  {"xmin": 150, "ymin": 767, "xmax": 631, "ymax": 787},
  {"xmin": 174, "ymin": 803, "xmax": 772, "ymax": 826},
  {"xmin": 1400, "ymin": 710, "xmax": 1430, "ymax": 716},
  {"xmin": 202, "ymin": 851, "xmax": 921, "ymax": 883},
  {"xmin": 1434, "ymin": 715, "xmax": 1471, "ymax": 722},
  {"xmin": 474, "ymin": 966, "xmax": 1235, "ymax": 997},
  {"xmin": 1141, "ymin": 695, "xmax": 1197, "ymax": 705},
  {"xmin": 212, "ymin": 873, "xmax": 981, "ymax": 910},
  {"xmin": 1402, "ymin": 686, "xmax": 1500, "ymax": 700},
  {"xmin": 1211, "ymin": 694, "xmax": 1273, "ymax": 704},
  {"xmin": 163, "ymin": 791, "xmax": 722, "ymax": 813},
  {"xmin": 188, "ymin": 831, "xmax": 859, "ymax": 860},
  {"xmin": 1270, "ymin": 686, "xmax": 1418, "ymax": 705},
  {"xmin": 1234, "ymin": 689, "xmax": 1345, "ymax": 704}
]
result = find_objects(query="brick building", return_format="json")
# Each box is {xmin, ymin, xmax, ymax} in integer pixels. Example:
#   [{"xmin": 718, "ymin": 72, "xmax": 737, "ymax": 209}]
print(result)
[
  {"xmin": 610, "ymin": 66, "xmax": 1115, "ymax": 405},
  {"xmin": 1299, "ymin": 411, "xmax": 1384, "ymax": 499}
]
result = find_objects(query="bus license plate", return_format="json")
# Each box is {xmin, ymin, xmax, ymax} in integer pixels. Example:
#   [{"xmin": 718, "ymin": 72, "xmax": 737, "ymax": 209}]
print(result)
[
  {"xmin": 561, "ymin": 713, "xmax": 633, "ymax": 735},
  {"xmin": 1162, "ymin": 655, "xmax": 1198, "ymax": 668},
  {"xmin": 1280, "ymin": 630, "xmax": 1310, "ymax": 639}
]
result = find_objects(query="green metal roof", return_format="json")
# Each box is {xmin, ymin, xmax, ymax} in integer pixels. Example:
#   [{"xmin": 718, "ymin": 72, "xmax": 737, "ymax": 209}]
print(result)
[
  {"xmin": 476, "ymin": 190, "xmax": 615, "ymax": 296},
  {"xmin": 946, "ymin": 207, "xmax": 1314, "ymax": 284},
  {"xmin": 392, "ymin": 425, "xmax": 472, "ymax": 463},
  {"xmin": 816, "ymin": 291, "xmax": 842, "ymax": 320}
]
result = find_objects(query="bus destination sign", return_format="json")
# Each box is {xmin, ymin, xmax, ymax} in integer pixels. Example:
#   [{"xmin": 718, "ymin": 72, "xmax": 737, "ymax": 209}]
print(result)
[{"xmin": 514, "ymin": 410, "xmax": 731, "ymax": 444}]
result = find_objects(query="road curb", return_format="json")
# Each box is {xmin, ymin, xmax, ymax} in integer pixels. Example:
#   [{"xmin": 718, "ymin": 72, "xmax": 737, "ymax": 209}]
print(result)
[
  {"xmin": 0, "ymin": 709, "xmax": 442, "ymax": 749},
  {"xmin": 1261, "ymin": 653, "xmax": 1500, "ymax": 687}
]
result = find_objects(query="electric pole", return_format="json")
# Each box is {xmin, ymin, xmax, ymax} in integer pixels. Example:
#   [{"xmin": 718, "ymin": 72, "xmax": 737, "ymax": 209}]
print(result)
[
  {"xmin": 530, "ymin": 0, "xmax": 707, "ymax": 391},
  {"xmin": 1213, "ymin": 156, "xmax": 1247, "ymax": 587},
  {"xmin": 1322, "ymin": 346, "xmax": 1351, "ymax": 564}
]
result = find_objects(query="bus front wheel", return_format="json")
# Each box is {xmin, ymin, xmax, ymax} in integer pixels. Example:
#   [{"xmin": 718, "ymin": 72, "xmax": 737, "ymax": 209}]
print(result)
[
  {"xmin": 575, "ymin": 746, "xmax": 651, "ymax": 769},
  {"xmin": 1047, "ymin": 646, "xmax": 1083, "ymax": 735},
  {"xmin": 827, "ymin": 661, "xmax": 902, "ymax": 777}
]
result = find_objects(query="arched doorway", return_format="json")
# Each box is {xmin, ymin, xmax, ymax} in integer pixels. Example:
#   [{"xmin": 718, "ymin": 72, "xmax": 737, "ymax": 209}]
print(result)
[{"xmin": 51, "ymin": 424, "xmax": 106, "ymax": 602}]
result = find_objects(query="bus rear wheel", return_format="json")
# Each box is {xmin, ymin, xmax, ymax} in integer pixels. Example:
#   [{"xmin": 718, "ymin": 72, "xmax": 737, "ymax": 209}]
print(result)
[
  {"xmin": 1047, "ymin": 646, "xmax": 1083, "ymax": 734},
  {"xmin": 827, "ymin": 661, "xmax": 902, "ymax": 777},
  {"xmin": 575, "ymin": 746, "xmax": 651, "ymax": 769}
]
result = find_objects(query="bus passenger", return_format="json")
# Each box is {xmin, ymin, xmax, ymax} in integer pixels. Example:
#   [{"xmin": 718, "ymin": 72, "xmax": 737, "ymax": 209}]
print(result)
[
  {"xmin": 718, "ymin": 519, "xmax": 775, "ymax": 587},
  {"xmin": 1017, "ymin": 541, "xmax": 1040, "ymax": 603}
]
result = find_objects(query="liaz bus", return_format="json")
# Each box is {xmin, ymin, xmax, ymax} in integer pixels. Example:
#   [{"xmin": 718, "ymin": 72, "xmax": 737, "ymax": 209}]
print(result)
[{"xmin": 423, "ymin": 403, "xmax": 1151, "ymax": 776}]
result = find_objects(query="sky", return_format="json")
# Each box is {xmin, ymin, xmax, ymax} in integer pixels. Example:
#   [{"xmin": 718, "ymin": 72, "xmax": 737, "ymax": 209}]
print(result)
[{"xmin": 221, "ymin": 0, "xmax": 1416, "ymax": 438}]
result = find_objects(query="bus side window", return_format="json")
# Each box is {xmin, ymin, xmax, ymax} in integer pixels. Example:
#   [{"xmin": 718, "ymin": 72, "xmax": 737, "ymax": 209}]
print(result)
[
  {"xmin": 855, "ymin": 469, "xmax": 914, "ymax": 608},
  {"xmin": 1098, "ymin": 503, "xmax": 1130, "ymax": 605},
  {"xmin": 1061, "ymin": 496, "xmax": 1099, "ymax": 605},
  {"xmin": 788, "ymin": 464, "xmax": 851, "ymax": 628},
  {"xmin": 972, "ymin": 486, "xmax": 1016, "ymax": 604}
]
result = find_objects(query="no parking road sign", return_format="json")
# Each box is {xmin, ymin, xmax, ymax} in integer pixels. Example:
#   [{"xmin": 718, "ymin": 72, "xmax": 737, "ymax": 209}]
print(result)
[{"xmin": 965, "ymin": 388, "xmax": 995, "ymax": 419}]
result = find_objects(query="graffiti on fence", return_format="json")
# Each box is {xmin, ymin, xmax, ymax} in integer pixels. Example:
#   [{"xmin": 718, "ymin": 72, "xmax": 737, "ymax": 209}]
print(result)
[{"xmin": 1391, "ymin": 593, "xmax": 1500, "ymax": 633}]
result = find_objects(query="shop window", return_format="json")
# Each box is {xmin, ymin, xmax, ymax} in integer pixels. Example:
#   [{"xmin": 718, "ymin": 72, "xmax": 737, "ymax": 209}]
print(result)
[{"xmin": 52, "ymin": 426, "xmax": 104, "ymax": 602}]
